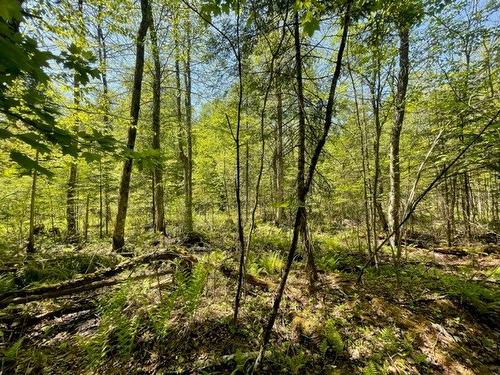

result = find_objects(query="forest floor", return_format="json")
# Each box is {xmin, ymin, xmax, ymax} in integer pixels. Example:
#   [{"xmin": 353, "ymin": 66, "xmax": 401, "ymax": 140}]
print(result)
[{"xmin": 0, "ymin": 227, "xmax": 498, "ymax": 374}]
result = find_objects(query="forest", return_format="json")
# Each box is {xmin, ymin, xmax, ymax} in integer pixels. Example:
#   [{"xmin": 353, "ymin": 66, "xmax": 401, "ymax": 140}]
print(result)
[{"xmin": 0, "ymin": 0, "xmax": 499, "ymax": 373}]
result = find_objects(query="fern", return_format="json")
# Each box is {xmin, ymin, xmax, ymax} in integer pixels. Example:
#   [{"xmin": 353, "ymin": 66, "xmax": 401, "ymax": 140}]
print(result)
[
  {"xmin": 362, "ymin": 361, "xmax": 380, "ymax": 375},
  {"xmin": 323, "ymin": 319, "xmax": 344, "ymax": 354},
  {"xmin": 379, "ymin": 327, "xmax": 398, "ymax": 354},
  {"xmin": 80, "ymin": 282, "xmax": 145, "ymax": 368},
  {"xmin": 259, "ymin": 252, "xmax": 284, "ymax": 275},
  {"xmin": 3, "ymin": 337, "xmax": 23, "ymax": 361}
]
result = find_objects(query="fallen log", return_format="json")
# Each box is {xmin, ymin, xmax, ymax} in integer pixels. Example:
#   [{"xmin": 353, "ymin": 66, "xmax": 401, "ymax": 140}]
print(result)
[
  {"xmin": 431, "ymin": 247, "xmax": 468, "ymax": 257},
  {"xmin": 220, "ymin": 265, "xmax": 273, "ymax": 291},
  {"xmin": 0, "ymin": 246, "xmax": 270, "ymax": 308},
  {"xmin": 0, "ymin": 269, "xmax": 173, "ymax": 307},
  {"xmin": 0, "ymin": 300, "xmax": 96, "ymax": 328},
  {"xmin": 0, "ymin": 248, "xmax": 191, "ymax": 308}
]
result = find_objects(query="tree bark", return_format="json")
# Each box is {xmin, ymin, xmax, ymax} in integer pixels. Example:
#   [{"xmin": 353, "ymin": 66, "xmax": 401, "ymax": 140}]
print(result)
[
  {"xmin": 275, "ymin": 85, "xmax": 285, "ymax": 225},
  {"xmin": 348, "ymin": 64, "xmax": 373, "ymax": 260},
  {"xmin": 369, "ymin": 70, "xmax": 383, "ymax": 263},
  {"xmin": 96, "ymin": 7, "xmax": 109, "ymax": 239},
  {"xmin": 112, "ymin": 0, "xmax": 150, "ymax": 251},
  {"xmin": 83, "ymin": 193, "xmax": 90, "ymax": 241},
  {"xmin": 66, "ymin": 0, "xmax": 84, "ymax": 244},
  {"xmin": 183, "ymin": 20, "xmax": 193, "ymax": 233},
  {"xmin": 149, "ymin": 2, "xmax": 166, "ymax": 234},
  {"xmin": 27, "ymin": 151, "xmax": 39, "ymax": 254},
  {"xmin": 388, "ymin": 27, "xmax": 409, "ymax": 264},
  {"xmin": 293, "ymin": 11, "xmax": 317, "ymax": 286},
  {"xmin": 232, "ymin": 1, "xmax": 246, "ymax": 324}
]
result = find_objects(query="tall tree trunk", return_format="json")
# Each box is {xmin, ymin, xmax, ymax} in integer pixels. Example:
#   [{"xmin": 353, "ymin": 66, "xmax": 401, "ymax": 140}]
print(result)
[
  {"xmin": 66, "ymin": 0, "xmax": 84, "ymax": 244},
  {"xmin": 99, "ymin": 161, "xmax": 103, "ymax": 238},
  {"xmin": 275, "ymin": 85, "xmax": 285, "ymax": 225},
  {"xmin": 112, "ymin": 0, "xmax": 150, "ymax": 251},
  {"xmin": 369, "ymin": 76, "xmax": 382, "ymax": 264},
  {"xmin": 444, "ymin": 174, "xmax": 453, "ymax": 247},
  {"xmin": 254, "ymin": 2, "xmax": 351, "ymax": 368},
  {"xmin": 175, "ymin": 52, "xmax": 186, "ymax": 192},
  {"xmin": 348, "ymin": 64, "xmax": 372, "ymax": 259},
  {"xmin": 151, "ymin": 171, "xmax": 156, "ymax": 230},
  {"xmin": 462, "ymin": 172, "xmax": 472, "ymax": 239},
  {"xmin": 97, "ymin": 4, "xmax": 111, "ymax": 238},
  {"xmin": 245, "ymin": 126, "xmax": 250, "ymax": 221},
  {"xmin": 232, "ymin": 1, "xmax": 246, "ymax": 324},
  {"xmin": 27, "ymin": 151, "xmax": 39, "ymax": 254},
  {"xmin": 149, "ymin": 1, "xmax": 165, "ymax": 234},
  {"xmin": 183, "ymin": 21, "xmax": 193, "ymax": 233},
  {"xmin": 84, "ymin": 193, "xmax": 90, "ymax": 241},
  {"xmin": 293, "ymin": 11, "xmax": 317, "ymax": 286},
  {"xmin": 388, "ymin": 27, "xmax": 410, "ymax": 264},
  {"xmin": 66, "ymin": 157, "xmax": 78, "ymax": 243}
]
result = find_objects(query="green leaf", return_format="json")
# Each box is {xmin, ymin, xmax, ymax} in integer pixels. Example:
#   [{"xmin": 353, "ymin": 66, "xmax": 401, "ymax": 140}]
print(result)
[
  {"xmin": 10, "ymin": 151, "xmax": 54, "ymax": 177},
  {"xmin": 0, "ymin": 0, "xmax": 21, "ymax": 21},
  {"xmin": 0, "ymin": 128, "xmax": 12, "ymax": 139},
  {"xmin": 82, "ymin": 151, "xmax": 102, "ymax": 163},
  {"xmin": 302, "ymin": 11, "xmax": 320, "ymax": 36},
  {"xmin": 15, "ymin": 133, "xmax": 51, "ymax": 154}
]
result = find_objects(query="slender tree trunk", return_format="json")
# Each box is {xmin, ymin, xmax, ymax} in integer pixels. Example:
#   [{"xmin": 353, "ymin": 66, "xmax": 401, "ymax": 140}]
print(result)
[
  {"xmin": 293, "ymin": 11, "xmax": 317, "ymax": 286},
  {"xmin": 462, "ymin": 172, "xmax": 472, "ymax": 239},
  {"xmin": 97, "ymin": 6, "xmax": 110, "ymax": 238},
  {"xmin": 66, "ymin": 158, "xmax": 78, "ymax": 243},
  {"xmin": 275, "ymin": 85, "xmax": 285, "ymax": 225},
  {"xmin": 66, "ymin": 0, "xmax": 84, "ymax": 244},
  {"xmin": 105, "ymin": 173, "xmax": 110, "ymax": 236},
  {"xmin": 112, "ymin": 0, "xmax": 150, "ymax": 251},
  {"xmin": 388, "ymin": 27, "xmax": 409, "ymax": 265},
  {"xmin": 151, "ymin": 171, "xmax": 156, "ymax": 230},
  {"xmin": 348, "ymin": 64, "xmax": 372, "ymax": 258},
  {"xmin": 183, "ymin": 22, "xmax": 193, "ymax": 233},
  {"xmin": 99, "ymin": 161, "xmax": 103, "ymax": 239},
  {"xmin": 444, "ymin": 174, "xmax": 452, "ymax": 247},
  {"xmin": 370, "ymin": 84, "xmax": 382, "ymax": 264},
  {"xmin": 27, "ymin": 151, "xmax": 39, "ymax": 254},
  {"xmin": 84, "ymin": 193, "xmax": 90, "ymax": 241},
  {"xmin": 254, "ymin": 2, "xmax": 351, "ymax": 368},
  {"xmin": 149, "ymin": 2, "xmax": 165, "ymax": 234},
  {"xmin": 301, "ymin": 210, "xmax": 317, "ymax": 286},
  {"xmin": 175, "ymin": 53, "xmax": 187, "ymax": 186},
  {"xmin": 245, "ymin": 125, "xmax": 250, "ymax": 221},
  {"xmin": 232, "ymin": 1, "xmax": 246, "ymax": 324},
  {"xmin": 66, "ymin": 71, "xmax": 81, "ymax": 243}
]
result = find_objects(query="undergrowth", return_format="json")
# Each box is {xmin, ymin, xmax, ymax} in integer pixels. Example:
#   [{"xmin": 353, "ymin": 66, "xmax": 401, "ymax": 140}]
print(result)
[
  {"xmin": 79, "ymin": 251, "xmax": 221, "ymax": 369},
  {"xmin": 18, "ymin": 252, "xmax": 121, "ymax": 287}
]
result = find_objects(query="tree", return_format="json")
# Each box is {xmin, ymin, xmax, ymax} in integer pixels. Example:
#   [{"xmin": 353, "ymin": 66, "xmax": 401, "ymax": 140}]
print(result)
[
  {"xmin": 148, "ymin": 0, "xmax": 165, "ymax": 234},
  {"xmin": 254, "ymin": 1, "xmax": 352, "ymax": 368},
  {"xmin": 27, "ymin": 150, "xmax": 39, "ymax": 253},
  {"xmin": 387, "ymin": 0, "xmax": 423, "ymax": 265},
  {"xmin": 388, "ymin": 26, "xmax": 409, "ymax": 264},
  {"xmin": 112, "ymin": 0, "xmax": 150, "ymax": 251}
]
